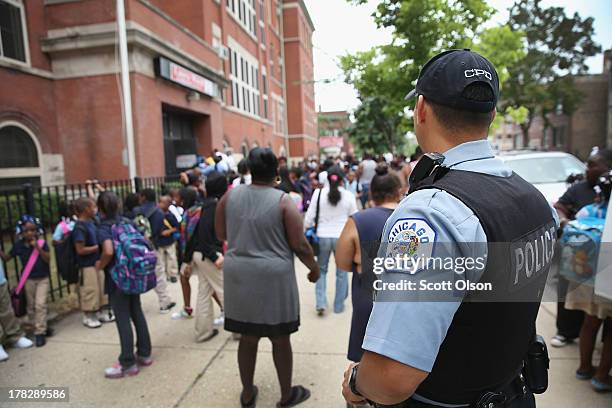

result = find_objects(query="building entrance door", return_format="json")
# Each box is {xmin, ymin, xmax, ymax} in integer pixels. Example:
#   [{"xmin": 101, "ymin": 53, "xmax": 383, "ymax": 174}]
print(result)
[{"xmin": 162, "ymin": 110, "xmax": 197, "ymax": 175}]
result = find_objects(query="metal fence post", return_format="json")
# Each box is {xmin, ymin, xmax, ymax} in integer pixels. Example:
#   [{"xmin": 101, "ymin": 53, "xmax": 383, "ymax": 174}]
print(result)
[
  {"xmin": 23, "ymin": 183, "xmax": 35, "ymax": 216},
  {"xmin": 134, "ymin": 176, "xmax": 143, "ymax": 193}
]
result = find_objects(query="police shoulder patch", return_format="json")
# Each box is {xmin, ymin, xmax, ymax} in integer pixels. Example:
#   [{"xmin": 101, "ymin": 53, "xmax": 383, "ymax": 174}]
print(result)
[{"xmin": 386, "ymin": 218, "xmax": 437, "ymax": 260}]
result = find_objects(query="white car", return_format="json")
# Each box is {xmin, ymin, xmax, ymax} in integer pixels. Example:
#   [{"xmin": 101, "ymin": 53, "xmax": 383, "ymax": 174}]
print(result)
[{"xmin": 499, "ymin": 151, "xmax": 586, "ymax": 204}]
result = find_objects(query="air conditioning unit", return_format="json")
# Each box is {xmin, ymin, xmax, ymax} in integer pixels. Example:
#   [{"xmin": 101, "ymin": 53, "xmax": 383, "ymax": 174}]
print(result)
[{"xmin": 219, "ymin": 45, "xmax": 230, "ymax": 60}]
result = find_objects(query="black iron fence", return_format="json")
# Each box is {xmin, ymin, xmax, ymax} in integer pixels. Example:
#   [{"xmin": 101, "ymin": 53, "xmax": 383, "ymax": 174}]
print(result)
[{"xmin": 0, "ymin": 175, "xmax": 181, "ymax": 301}]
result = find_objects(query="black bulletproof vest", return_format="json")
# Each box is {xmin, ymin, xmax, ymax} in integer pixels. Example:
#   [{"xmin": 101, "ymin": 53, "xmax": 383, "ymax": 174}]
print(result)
[{"xmin": 412, "ymin": 169, "xmax": 556, "ymax": 404}]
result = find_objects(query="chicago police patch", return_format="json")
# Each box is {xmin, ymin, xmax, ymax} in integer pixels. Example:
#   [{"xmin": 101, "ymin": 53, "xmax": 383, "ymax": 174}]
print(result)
[{"xmin": 386, "ymin": 218, "xmax": 437, "ymax": 262}]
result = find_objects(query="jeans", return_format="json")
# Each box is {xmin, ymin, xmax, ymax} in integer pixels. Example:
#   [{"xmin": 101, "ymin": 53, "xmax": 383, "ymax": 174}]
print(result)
[
  {"xmin": 359, "ymin": 183, "xmax": 370, "ymax": 208},
  {"xmin": 110, "ymin": 290, "xmax": 152, "ymax": 368},
  {"xmin": 315, "ymin": 237, "xmax": 348, "ymax": 312}
]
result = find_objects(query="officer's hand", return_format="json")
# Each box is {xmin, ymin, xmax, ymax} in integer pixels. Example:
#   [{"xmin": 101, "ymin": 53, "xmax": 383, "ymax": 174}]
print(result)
[
  {"xmin": 307, "ymin": 264, "xmax": 320, "ymax": 283},
  {"xmin": 342, "ymin": 362, "xmax": 369, "ymax": 406}
]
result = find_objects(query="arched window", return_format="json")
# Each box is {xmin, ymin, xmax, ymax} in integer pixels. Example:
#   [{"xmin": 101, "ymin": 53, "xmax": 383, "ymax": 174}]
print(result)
[
  {"xmin": 0, "ymin": 122, "xmax": 41, "ymax": 188},
  {"xmin": 241, "ymin": 142, "xmax": 248, "ymax": 158},
  {"xmin": 0, "ymin": 125, "xmax": 38, "ymax": 168}
]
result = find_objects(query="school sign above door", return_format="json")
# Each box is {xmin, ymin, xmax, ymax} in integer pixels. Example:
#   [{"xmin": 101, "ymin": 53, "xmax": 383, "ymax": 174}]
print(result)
[{"xmin": 154, "ymin": 57, "xmax": 218, "ymax": 98}]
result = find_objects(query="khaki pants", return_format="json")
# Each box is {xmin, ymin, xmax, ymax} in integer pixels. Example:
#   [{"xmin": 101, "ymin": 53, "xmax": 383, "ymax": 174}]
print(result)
[
  {"xmin": 154, "ymin": 248, "xmax": 173, "ymax": 308},
  {"xmin": 79, "ymin": 266, "xmax": 107, "ymax": 312},
  {"xmin": 25, "ymin": 278, "xmax": 49, "ymax": 335},
  {"xmin": 193, "ymin": 252, "xmax": 223, "ymax": 342},
  {"xmin": 157, "ymin": 244, "xmax": 178, "ymax": 279},
  {"xmin": 0, "ymin": 282, "xmax": 23, "ymax": 345}
]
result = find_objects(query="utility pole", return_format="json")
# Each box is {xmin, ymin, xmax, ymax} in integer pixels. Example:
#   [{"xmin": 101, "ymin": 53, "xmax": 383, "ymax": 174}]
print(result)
[{"xmin": 117, "ymin": 0, "xmax": 137, "ymax": 179}]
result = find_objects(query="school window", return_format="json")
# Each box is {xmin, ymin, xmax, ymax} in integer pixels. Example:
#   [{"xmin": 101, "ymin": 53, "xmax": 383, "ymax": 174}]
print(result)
[
  {"xmin": 263, "ymin": 98, "xmax": 268, "ymax": 119},
  {"xmin": 229, "ymin": 39, "xmax": 260, "ymax": 117},
  {"xmin": 0, "ymin": 0, "xmax": 28, "ymax": 64},
  {"xmin": 227, "ymin": 0, "xmax": 257, "ymax": 37}
]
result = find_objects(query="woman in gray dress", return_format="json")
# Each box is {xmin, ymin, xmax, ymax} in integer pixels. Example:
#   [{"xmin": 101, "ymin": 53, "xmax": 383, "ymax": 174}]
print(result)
[{"xmin": 215, "ymin": 148, "xmax": 320, "ymax": 408}]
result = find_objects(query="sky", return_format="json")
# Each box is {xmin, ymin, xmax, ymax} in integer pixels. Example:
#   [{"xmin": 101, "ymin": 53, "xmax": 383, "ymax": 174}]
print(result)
[{"xmin": 305, "ymin": 0, "xmax": 612, "ymax": 113}]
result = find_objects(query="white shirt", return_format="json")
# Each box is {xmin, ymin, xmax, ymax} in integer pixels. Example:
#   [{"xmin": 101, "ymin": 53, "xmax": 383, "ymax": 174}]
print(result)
[
  {"xmin": 304, "ymin": 187, "xmax": 357, "ymax": 238},
  {"xmin": 318, "ymin": 170, "xmax": 328, "ymax": 187},
  {"xmin": 232, "ymin": 173, "xmax": 252, "ymax": 187}
]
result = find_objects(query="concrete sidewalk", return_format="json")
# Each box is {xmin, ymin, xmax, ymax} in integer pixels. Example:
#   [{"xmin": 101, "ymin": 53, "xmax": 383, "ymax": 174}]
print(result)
[{"xmin": 1, "ymin": 261, "xmax": 611, "ymax": 407}]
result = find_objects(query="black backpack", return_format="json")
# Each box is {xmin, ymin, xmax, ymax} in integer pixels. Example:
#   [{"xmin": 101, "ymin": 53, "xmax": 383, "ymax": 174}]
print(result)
[{"xmin": 54, "ymin": 222, "xmax": 84, "ymax": 284}]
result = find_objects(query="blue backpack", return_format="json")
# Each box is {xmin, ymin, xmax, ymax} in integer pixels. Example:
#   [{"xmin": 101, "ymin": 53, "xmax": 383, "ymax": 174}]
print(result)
[
  {"xmin": 560, "ymin": 214, "xmax": 605, "ymax": 286},
  {"xmin": 110, "ymin": 220, "xmax": 157, "ymax": 294}
]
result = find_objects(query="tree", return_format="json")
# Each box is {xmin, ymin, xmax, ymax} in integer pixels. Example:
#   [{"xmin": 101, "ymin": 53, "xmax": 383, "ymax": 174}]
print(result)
[
  {"xmin": 503, "ymin": 0, "xmax": 601, "ymax": 147},
  {"xmin": 342, "ymin": 0, "xmax": 524, "ymax": 153},
  {"xmin": 349, "ymin": 96, "xmax": 408, "ymax": 154}
]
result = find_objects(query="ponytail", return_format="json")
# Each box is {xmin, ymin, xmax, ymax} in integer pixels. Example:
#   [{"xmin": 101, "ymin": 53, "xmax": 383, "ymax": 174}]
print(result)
[{"xmin": 327, "ymin": 167, "xmax": 343, "ymax": 206}]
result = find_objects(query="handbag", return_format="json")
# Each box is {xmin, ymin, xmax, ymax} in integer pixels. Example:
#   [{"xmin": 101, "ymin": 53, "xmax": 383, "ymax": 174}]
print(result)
[
  {"xmin": 305, "ymin": 188, "xmax": 322, "ymax": 256},
  {"xmin": 10, "ymin": 239, "xmax": 45, "ymax": 317}
]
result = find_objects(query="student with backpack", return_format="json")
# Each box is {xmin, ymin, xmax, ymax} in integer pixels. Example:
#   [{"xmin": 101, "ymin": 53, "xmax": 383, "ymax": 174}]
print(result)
[
  {"xmin": 52, "ymin": 201, "xmax": 79, "ymax": 286},
  {"xmin": 96, "ymin": 191, "xmax": 154, "ymax": 379},
  {"xmin": 183, "ymin": 172, "xmax": 227, "ymax": 342},
  {"xmin": 137, "ymin": 189, "xmax": 175, "ymax": 313},
  {"xmin": 562, "ymin": 170, "xmax": 612, "ymax": 391},
  {"xmin": 73, "ymin": 197, "xmax": 114, "ymax": 328},
  {"xmin": 171, "ymin": 188, "xmax": 199, "ymax": 320},
  {"xmin": 158, "ymin": 195, "xmax": 180, "ymax": 283},
  {"xmin": 0, "ymin": 216, "xmax": 52, "ymax": 347}
]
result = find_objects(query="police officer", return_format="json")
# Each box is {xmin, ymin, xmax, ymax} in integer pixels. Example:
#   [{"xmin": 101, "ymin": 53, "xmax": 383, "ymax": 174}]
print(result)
[{"xmin": 341, "ymin": 49, "xmax": 559, "ymax": 407}]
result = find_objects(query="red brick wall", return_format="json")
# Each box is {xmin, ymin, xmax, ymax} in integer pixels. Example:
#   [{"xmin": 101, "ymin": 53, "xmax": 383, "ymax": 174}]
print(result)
[
  {"xmin": 23, "ymin": 0, "xmax": 52, "ymax": 71},
  {"xmin": 53, "ymin": 74, "xmax": 127, "ymax": 182},
  {"xmin": 0, "ymin": 69, "xmax": 58, "ymax": 153},
  {"xmin": 45, "ymin": 0, "xmax": 116, "ymax": 30}
]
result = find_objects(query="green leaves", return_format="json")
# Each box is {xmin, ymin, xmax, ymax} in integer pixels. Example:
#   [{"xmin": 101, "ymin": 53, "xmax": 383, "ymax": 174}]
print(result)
[
  {"xmin": 342, "ymin": 0, "xmax": 600, "ymax": 152},
  {"xmin": 502, "ymin": 0, "xmax": 601, "ymax": 146},
  {"xmin": 342, "ymin": 0, "xmax": 505, "ymax": 153}
]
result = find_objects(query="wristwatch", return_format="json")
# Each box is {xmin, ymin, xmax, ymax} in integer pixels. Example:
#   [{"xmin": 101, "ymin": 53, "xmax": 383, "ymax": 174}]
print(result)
[{"xmin": 349, "ymin": 364, "xmax": 363, "ymax": 397}]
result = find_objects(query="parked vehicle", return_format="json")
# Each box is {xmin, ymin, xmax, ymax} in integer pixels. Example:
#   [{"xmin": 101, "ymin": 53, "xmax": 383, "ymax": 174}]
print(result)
[{"xmin": 499, "ymin": 151, "xmax": 585, "ymax": 203}]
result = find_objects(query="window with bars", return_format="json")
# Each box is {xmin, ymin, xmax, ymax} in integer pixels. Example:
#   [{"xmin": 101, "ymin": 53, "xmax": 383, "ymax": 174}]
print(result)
[
  {"xmin": 229, "ymin": 47, "xmax": 260, "ymax": 117},
  {"xmin": 226, "ymin": 0, "xmax": 257, "ymax": 38},
  {"xmin": 0, "ymin": 0, "xmax": 27, "ymax": 63}
]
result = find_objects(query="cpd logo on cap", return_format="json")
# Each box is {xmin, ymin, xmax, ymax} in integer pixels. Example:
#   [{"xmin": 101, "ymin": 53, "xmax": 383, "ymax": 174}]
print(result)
[{"xmin": 464, "ymin": 68, "xmax": 492, "ymax": 80}]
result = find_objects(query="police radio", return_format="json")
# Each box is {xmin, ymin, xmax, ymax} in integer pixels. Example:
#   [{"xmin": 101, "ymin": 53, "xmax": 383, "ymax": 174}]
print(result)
[{"xmin": 408, "ymin": 152, "xmax": 448, "ymax": 194}]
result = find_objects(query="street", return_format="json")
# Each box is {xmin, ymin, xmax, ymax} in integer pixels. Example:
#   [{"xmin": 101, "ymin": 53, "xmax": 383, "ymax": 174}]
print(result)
[{"xmin": 0, "ymin": 258, "xmax": 610, "ymax": 407}]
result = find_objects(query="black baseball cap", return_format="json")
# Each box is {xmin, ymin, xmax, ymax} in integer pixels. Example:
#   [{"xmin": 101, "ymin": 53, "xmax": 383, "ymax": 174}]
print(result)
[{"xmin": 405, "ymin": 49, "xmax": 499, "ymax": 113}]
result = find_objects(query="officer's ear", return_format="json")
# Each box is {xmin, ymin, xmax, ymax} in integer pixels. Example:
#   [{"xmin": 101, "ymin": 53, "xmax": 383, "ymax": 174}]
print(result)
[{"xmin": 415, "ymin": 95, "xmax": 427, "ymax": 125}]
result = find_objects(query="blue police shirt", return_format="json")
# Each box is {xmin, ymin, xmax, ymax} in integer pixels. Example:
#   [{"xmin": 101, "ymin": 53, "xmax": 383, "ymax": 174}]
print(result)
[{"xmin": 362, "ymin": 140, "xmax": 559, "ymax": 407}]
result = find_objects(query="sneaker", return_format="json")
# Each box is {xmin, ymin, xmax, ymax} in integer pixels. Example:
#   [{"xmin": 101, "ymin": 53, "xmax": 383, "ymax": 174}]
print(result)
[
  {"xmin": 35, "ymin": 335, "xmax": 46, "ymax": 348},
  {"xmin": 170, "ymin": 276, "xmax": 178, "ymax": 283},
  {"xmin": 160, "ymin": 302, "xmax": 176, "ymax": 314},
  {"xmin": 0, "ymin": 345, "xmax": 8, "ymax": 361},
  {"xmin": 171, "ymin": 308, "xmax": 193, "ymax": 320},
  {"xmin": 104, "ymin": 362, "xmax": 139, "ymax": 379},
  {"xmin": 316, "ymin": 308, "xmax": 325, "ymax": 317},
  {"xmin": 13, "ymin": 337, "xmax": 33, "ymax": 349},
  {"xmin": 214, "ymin": 312, "xmax": 225, "ymax": 326},
  {"xmin": 591, "ymin": 377, "xmax": 612, "ymax": 392},
  {"xmin": 137, "ymin": 355, "xmax": 154, "ymax": 367},
  {"xmin": 98, "ymin": 310, "xmax": 116, "ymax": 323},
  {"xmin": 550, "ymin": 334, "xmax": 572, "ymax": 348},
  {"xmin": 83, "ymin": 316, "xmax": 102, "ymax": 329}
]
